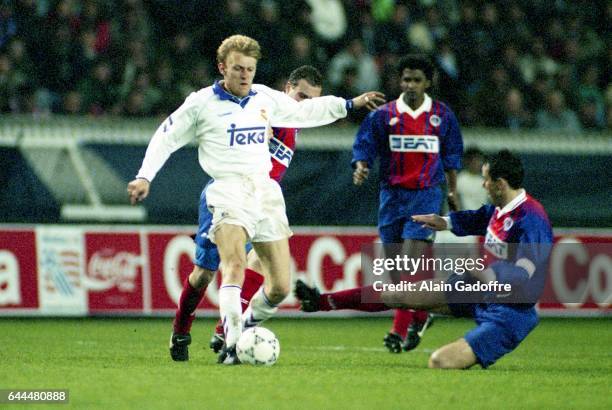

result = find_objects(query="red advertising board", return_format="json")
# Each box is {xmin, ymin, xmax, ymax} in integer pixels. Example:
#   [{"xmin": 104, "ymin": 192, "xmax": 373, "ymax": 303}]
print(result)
[
  {"xmin": 148, "ymin": 232, "xmax": 210, "ymax": 311},
  {"xmin": 539, "ymin": 234, "xmax": 612, "ymax": 312},
  {"xmin": 0, "ymin": 225, "xmax": 610, "ymax": 316},
  {"xmin": 0, "ymin": 230, "xmax": 38, "ymax": 310},
  {"xmin": 84, "ymin": 232, "xmax": 143, "ymax": 313}
]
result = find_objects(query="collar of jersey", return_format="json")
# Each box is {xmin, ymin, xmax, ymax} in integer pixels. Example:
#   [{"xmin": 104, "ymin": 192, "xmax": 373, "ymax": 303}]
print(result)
[
  {"xmin": 213, "ymin": 80, "xmax": 257, "ymax": 107},
  {"xmin": 396, "ymin": 93, "xmax": 432, "ymax": 119},
  {"xmin": 496, "ymin": 189, "xmax": 527, "ymax": 217}
]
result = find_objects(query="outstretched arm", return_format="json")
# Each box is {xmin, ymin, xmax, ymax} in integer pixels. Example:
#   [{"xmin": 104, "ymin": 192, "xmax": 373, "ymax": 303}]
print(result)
[
  {"xmin": 268, "ymin": 87, "xmax": 385, "ymax": 128},
  {"xmin": 127, "ymin": 93, "xmax": 199, "ymax": 204}
]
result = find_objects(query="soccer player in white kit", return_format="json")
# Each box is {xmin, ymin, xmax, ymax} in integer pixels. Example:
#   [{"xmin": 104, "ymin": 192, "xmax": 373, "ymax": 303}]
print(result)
[{"xmin": 127, "ymin": 35, "xmax": 384, "ymax": 364}]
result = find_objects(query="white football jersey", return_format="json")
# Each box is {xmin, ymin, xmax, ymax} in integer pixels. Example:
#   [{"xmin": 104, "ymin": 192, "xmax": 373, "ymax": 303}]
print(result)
[{"xmin": 136, "ymin": 82, "xmax": 347, "ymax": 181}]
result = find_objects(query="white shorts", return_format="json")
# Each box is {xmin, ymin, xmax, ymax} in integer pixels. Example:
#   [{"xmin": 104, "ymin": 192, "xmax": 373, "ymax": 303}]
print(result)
[{"xmin": 205, "ymin": 176, "xmax": 293, "ymax": 243}]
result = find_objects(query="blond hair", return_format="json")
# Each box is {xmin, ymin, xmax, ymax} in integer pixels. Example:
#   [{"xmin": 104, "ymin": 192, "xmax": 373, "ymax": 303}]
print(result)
[{"xmin": 216, "ymin": 35, "xmax": 262, "ymax": 64}]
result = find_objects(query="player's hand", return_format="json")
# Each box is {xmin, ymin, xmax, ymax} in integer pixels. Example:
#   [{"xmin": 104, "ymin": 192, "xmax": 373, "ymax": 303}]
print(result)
[
  {"xmin": 353, "ymin": 161, "xmax": 370, "ymax": 185},
  {"xmin": 412, "ymin": 214, "xmax": 447, "ymax": 231},
  {"xmin": 447, "ymin": 191, "xmax": 460, "ymax": 212},
  {"xmin": 127, "ymin": 178, "xmax": 150, "ymax": 205},
  {"xmin": 352, "ymin": 91, "xmax": 386, "ymax": 111}
]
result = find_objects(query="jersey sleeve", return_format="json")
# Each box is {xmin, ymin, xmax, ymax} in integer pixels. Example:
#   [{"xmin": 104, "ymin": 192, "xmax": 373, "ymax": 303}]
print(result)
[
  {"xmin": 351, "ymin": 110, "xmax": 384, "ymax": 168},
  {"xmin": 491, "ymin": 213, "xmax": 553, "ymax": 301},
  {"xmin": 449, "ymin": 205, "xmax": 495, "ymax": 236},
  {"xmin": 136, "ymin": 93, "xmax": 200, "ymax": 182},
  {"xmin": 266, "ymin": 88, "xmax": 348, "ymax": 128},
  {"xmin": 440, "ymin": 108, "xmax": 463, "ymax": 171}
]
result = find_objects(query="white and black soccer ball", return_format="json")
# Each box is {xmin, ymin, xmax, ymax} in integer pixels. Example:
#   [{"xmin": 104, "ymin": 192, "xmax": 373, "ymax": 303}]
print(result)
[{"xmin": 236, "ymin": 327, "xmax": 280, "ymax": 366}]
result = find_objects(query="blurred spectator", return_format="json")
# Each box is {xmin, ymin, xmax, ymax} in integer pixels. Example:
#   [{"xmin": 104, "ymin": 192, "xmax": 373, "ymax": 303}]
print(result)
[
  {"xmin": 167, "ymin": 33, "xmax": 198, "ymax": 83},
  {"xmin": 280, "ymin": 34, "xmax": 321, "ymax": 76},
  {"xmin": 0, "ymin": 0, "xmax": 606, "ymax": 131},
  {"xmin": 78, "ymin": 60, "xmax": 118, "ymax": 115},
  {"xmin": 379, "ymin": 57, "xmax": 401, "ymax": 100},
  {"xmin": 306, "ymin": 0, "xmax": 347, "ymax": 57},
  {"xmin": 579, "ymin": 98, "xmax": 604, "ymax": 131},
  {"xmin": 519, "ymin": 37, "xmax": 559, "ymax": 85},
  {"xmin": 375, "ymin": 3, "xmax": 411, "ymax": 55},
  {"xmin": 177, "ymin": 62, "xmax": 213, "ymax": 99},
  {"xmin": 328, "ymin": 38, "xmax": 379, "ymax": 94},
  {"xmin": 577, "ymin": 66, "xmax": 606, "ymax": 129},
  {"xmin": 434, "ymin": 37, "xmax": 461, "ymax": 107},
  {"xmin": 408, "ymin": 20, "xmax": 434, "ymax": 53},
  {"xmin": 216, "ymin": 0, "xmax": 257, "ymax": 41},
  {"xmin": 0, "ymin": 2, "xmax": 18, "ymax": 50},
  {"xmin": 122, "ymin": 90, "xmax": 147, "ymax": 117},
  {"xmin": 424, "ymin": 7, "xmax": 447, "ymax": 44},
  {"xmin": 501, "ymin": 44, "xmax": 527, "ymax": 89},
  {"xmin": 5, "ymin": 39, "xmax": 33, "ymax": 112},
  {"xmin": 118, "ymin": 39, "xmax": 150, "ymax": 100},
  {"xmin": 474, "ymin": 66, "xmax": 511, "ymax": 127},
  {"xmin": 451, "ymin": 3, "xmax": 480, "ymax": 92},
  {"xmin": 357, "ymin": 11, "xmax": 376, "ymax": 56},
  {"xmin": 504, "ymin": 4, "xmax": 532, "ymax": 50},
  {"xmin": 456, "ymin": 146, "xmax": 488, "ymax": 210},
  {"xmin": 0, "ymin": 53, "xmax": 16, "ymax": 112},
  {"xmin": 525, "ymin": 73, "xmax": 551, "ymax": 114},
  {"xmin": 151, "ymin": 58, "xmax": 182, "ymax": 115},
  {"xmin": 332, "ymin": 65, "xmax": 366, "ymax": 123},
  {"xmin": 254, "ymin": 0, "xmax": 289, "ymax": 84},
  {"xmin": 536, "ymin": 90, "xmax": 582, "ymax": 134},
  {"xmin": 62, "ymin": 90, "xmax": 84, "ymax": 115},
  {"xmin": 504, "ymin": 88, "xmax": 533, "ymax": 132},
  {"xmin": 555, "ymin": 66, "xmax": 579, "ymax": 112}
]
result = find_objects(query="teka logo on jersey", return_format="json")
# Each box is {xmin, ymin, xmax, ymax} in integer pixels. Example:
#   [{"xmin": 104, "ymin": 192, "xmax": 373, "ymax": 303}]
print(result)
[
  {"xmin": 85, "ymin": 251, "xmax": 141, "ymax": 292},
  {"xmin": 389, "ymin": 135, "xmax": 439, "ymax": 153},
  {"xmin": 228, "ymin": 123, "xmax": 266, "ymax": 146}
]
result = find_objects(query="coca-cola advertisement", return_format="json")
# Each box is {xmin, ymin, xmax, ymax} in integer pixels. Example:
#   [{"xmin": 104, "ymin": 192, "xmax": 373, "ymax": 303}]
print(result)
[{"xmin": 84, "ymin": 232, "xmax": 144, "ymax": 313}]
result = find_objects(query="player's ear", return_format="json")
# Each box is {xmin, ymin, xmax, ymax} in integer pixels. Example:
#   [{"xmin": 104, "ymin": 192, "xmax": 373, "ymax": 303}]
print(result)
[
  {"xmin": 284, "ymin": 82, "xmax": 292, "ymax": 94},
  {"xmin": 497, "ymin": 177, "xmax": 509, "ymax": 190},
  {"xmin": 218, "ymin": 62, "xmax": 226, "ymax": 76}
]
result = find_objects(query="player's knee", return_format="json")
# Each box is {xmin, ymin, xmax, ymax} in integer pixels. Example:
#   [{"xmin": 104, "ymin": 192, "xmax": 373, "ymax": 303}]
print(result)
[
  {"xmin": 428, "ymin": 350, "xmax": 447, "ymax": 369},
  {"xmin": 428, "ymin": 349, "xmax": 461, "ymax": 369},
  {"xmin": 381, "ymin": 291, "xmax": 404, "ymax": 308}
]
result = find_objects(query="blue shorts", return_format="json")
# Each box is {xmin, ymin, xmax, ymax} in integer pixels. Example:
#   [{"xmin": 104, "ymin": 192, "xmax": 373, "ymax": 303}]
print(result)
[
  {"xmin": 378, "ymin": 185, "xmax": 442, "ymax": 243},
  {"xmin": 193, "ymin": 184, "xmax": 253, "ymax": 271},
  {"xmin": 445, "ymin": 275, "xmax": 539, "ymax": 368}
]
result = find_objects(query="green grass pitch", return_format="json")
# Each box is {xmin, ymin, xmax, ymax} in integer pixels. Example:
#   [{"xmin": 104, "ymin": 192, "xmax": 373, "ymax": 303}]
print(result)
[{"xmin": 1, "ymin": 317, "xmax": 610, "ymax": 409}]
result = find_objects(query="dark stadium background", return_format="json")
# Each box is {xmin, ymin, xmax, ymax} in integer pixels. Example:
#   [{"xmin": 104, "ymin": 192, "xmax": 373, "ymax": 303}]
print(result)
[{"xmin": 0, "ymin": 0, "xmax": 610, "ymax": 226}]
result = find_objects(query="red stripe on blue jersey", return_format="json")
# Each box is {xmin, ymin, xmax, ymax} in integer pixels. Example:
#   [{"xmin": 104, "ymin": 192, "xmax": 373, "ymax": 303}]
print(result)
[
  {"xmin": 420, "ymin": 102, "xmax": 437, "ymax": 187},
  {"xmin": 386, "ymin": 100, "xmax": 448, "ymax": 189},
  {"xmin": 269, "ymin": 127, "xmax": 299, "ymax": 182}
]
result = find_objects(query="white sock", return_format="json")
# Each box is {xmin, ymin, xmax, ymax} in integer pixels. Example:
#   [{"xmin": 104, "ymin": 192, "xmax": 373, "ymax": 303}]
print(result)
[
  {"xmin": 243, "ymin": 287, "xmax": 278, "ymax": 329},
  {"xmin": 219, "ymin": 285, "xmax": 242, "ymax": 348}
]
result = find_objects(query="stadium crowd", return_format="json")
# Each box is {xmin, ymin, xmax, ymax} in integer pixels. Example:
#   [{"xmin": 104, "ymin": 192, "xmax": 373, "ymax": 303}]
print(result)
[{"xmin": 0, "ymin": 0, "xmax": 609, "ymax": 131}]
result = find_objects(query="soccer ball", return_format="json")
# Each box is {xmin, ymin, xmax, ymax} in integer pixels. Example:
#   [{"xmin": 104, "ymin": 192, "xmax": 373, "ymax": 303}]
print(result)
[{"xmin": 236, "ymin": 327, "xmax": 280, "ymax": 366}]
